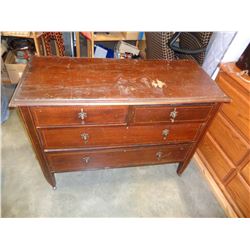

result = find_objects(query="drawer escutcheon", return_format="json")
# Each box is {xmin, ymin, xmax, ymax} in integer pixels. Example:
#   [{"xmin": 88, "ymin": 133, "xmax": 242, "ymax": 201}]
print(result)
[
  {"xmin": 82, "ymin": 156, "xmax": 90, "ymax": 164},
  {"xmin": 78, "ymin": 108, "xmax": 87, "ymax": 122},
  {"xmin": 156, "ymin": 151, "xmax": 163, "ymax": 160},
  {"xmin": 170, "ymin": 108, "xmax": 178, "ymax": 123},
  {"xmin": 162, "ymin": 129, "xmax": 169, "ymax": 140},
  {"xmin": 80, "ymin": 133, "xmax": 89, "ymax": 144}
]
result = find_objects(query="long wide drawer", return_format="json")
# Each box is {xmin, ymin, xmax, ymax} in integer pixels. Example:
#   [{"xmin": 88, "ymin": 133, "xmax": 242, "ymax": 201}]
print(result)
[
  {"xmin": 46, "ymin": 144, "xmax": 192, "ymax": 172},
  {"xmin": 40, "ymin": 123, "xmax": 202, "ymax": 149},
  {"xmin": 31, "ymin": 106, "xmax": 128, "ymax": 127},
  {"xmin": 132, "ymin": 105, "xmax": 213, "ymax": 124}
]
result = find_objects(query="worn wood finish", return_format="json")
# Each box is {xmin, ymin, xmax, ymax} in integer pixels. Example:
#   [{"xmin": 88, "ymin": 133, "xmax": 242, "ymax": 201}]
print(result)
[
  {"xmin": 9, "ymin": 56, "xmax": 229, "ymax": 107},
  {"xmin": 197, "ymin": 62, "xmax": 250, "ymax": 217},
  {"xmin": 46, "ymin": 144, "xmax": 191, "ymax": 172},
  {"xmin": 40, "ymin": 123, "xmax": 201, "ymax": 149},
  {"xmin": 132, "ymin": 104, "xmax": 213, "ymax": 124},
  {"xmin": 31, "ymin": 106, "xmax": 128, "ymax": 127},
  {"xmin": 9, "ymin": 57, "xmax": 229, "ymax": 188},
  {"xmin": 18, "ymin": 107, "xmax": 56, "ymax": 187},
  {"xmin": 177, "ymin": 103, "xmax": 221, "ymax": 175}
]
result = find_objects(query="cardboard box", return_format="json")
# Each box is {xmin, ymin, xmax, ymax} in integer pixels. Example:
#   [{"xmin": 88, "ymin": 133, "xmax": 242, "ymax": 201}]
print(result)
[{"xmin": 4, "ymin": 51, "xmax": 26, "ymax": 83}]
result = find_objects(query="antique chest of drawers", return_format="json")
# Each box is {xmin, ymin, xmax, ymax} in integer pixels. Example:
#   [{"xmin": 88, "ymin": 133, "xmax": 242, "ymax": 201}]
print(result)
[{"xmin": 10, "ymin": 56, "xmax": 229, "ymax": 188}]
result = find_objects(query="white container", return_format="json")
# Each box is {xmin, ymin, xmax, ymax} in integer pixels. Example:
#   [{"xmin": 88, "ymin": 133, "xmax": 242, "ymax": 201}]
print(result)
[{"xmin": 116, "ymin": 41, "xmax": 140, "ymax": 56}]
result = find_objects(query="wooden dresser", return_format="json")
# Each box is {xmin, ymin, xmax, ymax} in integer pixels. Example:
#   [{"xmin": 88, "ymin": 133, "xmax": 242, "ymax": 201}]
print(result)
[
  {"xmin": 9, "ymin": 56, "xmax": 229, "ymax": 188},
  {"xmin": 196, "ymin": 63, "xmax": 250, "ymax": 218}
]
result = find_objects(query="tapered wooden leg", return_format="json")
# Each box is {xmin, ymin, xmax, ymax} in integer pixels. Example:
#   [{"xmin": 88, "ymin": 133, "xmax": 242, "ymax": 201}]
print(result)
[
  {"xmin": 177, "ymin": 162, "xmax": 188, "ymax": 176},
  {"xmin": 45, "ymin": 172, "xmax": 56, "ymax": 189}
]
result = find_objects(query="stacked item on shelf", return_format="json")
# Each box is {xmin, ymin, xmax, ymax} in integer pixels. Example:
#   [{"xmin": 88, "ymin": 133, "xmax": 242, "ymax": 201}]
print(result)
[
  {"xmin": 94, "ymin": 44, "xmax": 114, "ymax": 58},
  {"xmin": 3, "ymin": 38, "xmax": 35, "ymax": 83},
  {"xmin": 94, "ymin": 40, "xmax": 141, "ymax": 59},
  {"xmin": 115, "ymin": 41, "xmax": 140, "ymax": 59},
  {"xmin": 8, "ymin": 38, "xmax": 34, "ymax": 62},
  {"xmin": 1, "ymin": 40, "xmax": 9, "ymax": 82},
  {"xmin": 1, "ymin": 32, "xmax": 31, "ymax": 37}
]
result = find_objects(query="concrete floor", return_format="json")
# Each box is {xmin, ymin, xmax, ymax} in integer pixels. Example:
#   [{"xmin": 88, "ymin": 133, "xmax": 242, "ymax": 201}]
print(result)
[{"xmin": 1, "ymin": 109, "xmax": 226, "ymax": 217}]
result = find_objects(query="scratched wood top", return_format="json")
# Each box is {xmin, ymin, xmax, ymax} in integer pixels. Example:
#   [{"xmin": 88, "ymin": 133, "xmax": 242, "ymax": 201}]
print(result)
[{"xmin": 10, "ymin": 56, "xmax": 229, "ymax": 106}]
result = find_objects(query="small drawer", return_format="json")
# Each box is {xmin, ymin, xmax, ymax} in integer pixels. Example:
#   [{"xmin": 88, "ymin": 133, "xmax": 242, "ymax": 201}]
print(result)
[
  {"xmin": 31, "ymin": 106, "xmax": 128, "ymax": 127},
  {"xmin": 40, "ymin": 123, "xmax": 202, "ymax": 149},
  {"xmin": 132, "ymin": 105, "xmax": 213, "ymax": 124},
  {"xmin": 46, "ymin": 144, "xmax": 192, "ymax": 172}
]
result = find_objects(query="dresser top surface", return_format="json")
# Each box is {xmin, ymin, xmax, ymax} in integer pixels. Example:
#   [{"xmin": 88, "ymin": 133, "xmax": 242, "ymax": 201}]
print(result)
[{"xmin": 10, "ymin": 56, "xmax": 229, "ymax": 106}]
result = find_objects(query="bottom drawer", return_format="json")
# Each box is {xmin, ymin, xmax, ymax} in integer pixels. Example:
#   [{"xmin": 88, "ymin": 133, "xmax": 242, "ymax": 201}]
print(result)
[
  {"xmin": 226, "ymin": 174, "xmax": 250, "ymax": 217},
  {"xmin": 46, "ymin": 144, "xmax": 192, "ymax": 172}
]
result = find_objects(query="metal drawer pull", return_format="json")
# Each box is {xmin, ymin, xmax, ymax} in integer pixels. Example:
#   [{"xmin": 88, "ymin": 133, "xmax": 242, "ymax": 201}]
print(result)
[
  {"xmin": 80, "ymin": 133, "xmax": 89, "ymax": 144},
  {"xmin": 170, "ymin": 108, "xmax": 178, "ymax": 122},
  {"xmin": 156, "ymin": 151, "xmax": 163, "ymax": 160},
  {"xmin": 82, "ymin": 156, "xmax": 90, "ymax": 164},
  {"xmin": 162, "ymin": 129, "xmax": 169, "ymax": 140},
  {"xmin": 78, "ymin": 108, "xmax": 87, "ymax": 122}
]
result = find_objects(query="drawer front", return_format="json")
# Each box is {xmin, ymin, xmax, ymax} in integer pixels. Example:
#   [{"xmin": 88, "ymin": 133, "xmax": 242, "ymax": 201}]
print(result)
[
  {"xmin": 226, "ymin": 174, "xmax": 250, "ymax": 217},
  {"xmin": 240, "ymin": 161, "xmax": 250, "ymax": 186},
  {"xmin": 199, "ymin": 133, "xmax": 235, "ymax": 182},
  {"xmin": 31, "ymin": 106, "xmax": 128, "ymax": 126},
  {"xmin": 40, "ymin": 123, "xmax": 202, "ymax": 149},
  {"xmin": 46, "ymin": 144, "xmax": 192, "ymax": 172},
  {"xmin": 217, "ymin": 76, "xmax": 250, "ymax": 140},
  {"xmin": 132, "ymin": 105, "xmax": 212, "ymax": 124},
  {"xmin": 209, "ymin": 113, "xmax": 250, "ymax": 166}
]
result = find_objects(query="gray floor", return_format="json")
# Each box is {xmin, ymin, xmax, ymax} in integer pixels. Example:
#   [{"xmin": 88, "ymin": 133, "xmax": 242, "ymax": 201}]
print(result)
[{"xmin": 1, "ymin": 109, "xmax": 226, "ymax": 217}]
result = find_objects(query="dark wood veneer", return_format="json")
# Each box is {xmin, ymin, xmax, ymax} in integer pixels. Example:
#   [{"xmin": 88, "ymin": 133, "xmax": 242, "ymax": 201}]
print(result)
[
  {"xmin": 31, "ymin": 106, "xmax": 128, "ymax": 127},
  {"xmin": 132, "ymin": 105, "xmax": 213, "ymax": 124},
  {"xmin": 10, "ymin": 56, "xmax": 229, "ymax": 188},
  {"xmin": 40, "ymin": 123, "xmax": 202, "ymax": 149},
  {"xmin": 46, "ymin": 144, "xmax": 191, "ymax": 172}
]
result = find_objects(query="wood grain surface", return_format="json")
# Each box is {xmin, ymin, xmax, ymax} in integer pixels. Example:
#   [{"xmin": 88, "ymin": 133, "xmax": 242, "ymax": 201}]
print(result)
[
  {"xmin": 10, "ymin": 57, "xmax": 229, "ymax": 188},
  {"xmin": 9, "ymin": 56, "xmax": 229, "ymax": 106}
]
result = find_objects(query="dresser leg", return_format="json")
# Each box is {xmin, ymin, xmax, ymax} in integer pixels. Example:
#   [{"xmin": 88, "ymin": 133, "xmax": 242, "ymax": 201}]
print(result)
[
  {"xmin": 43, "ymin": 171, "xmax": 56, "ymax": 189},
  {"xmin": 177, "ymin": 162, "xmax": 188, "ymax": 176},
  {"xmin": 46, "ymin": 172, "xmax": 56, "ymax": 189}
]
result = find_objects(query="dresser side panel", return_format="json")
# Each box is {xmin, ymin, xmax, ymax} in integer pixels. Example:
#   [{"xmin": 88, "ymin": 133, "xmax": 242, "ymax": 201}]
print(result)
[{"xmin": 18, "ymin": 107, "xmax": 56, "ymax": 187}]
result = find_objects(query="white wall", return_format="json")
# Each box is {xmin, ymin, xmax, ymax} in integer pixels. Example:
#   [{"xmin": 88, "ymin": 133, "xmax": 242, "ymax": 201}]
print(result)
[
  {"xmin": 222, "ymin": 31, "xmax": 250, "ymax": 62},
  {"xmin": 202, "ymin": 32, "xmax": 236, "ymax": 77},
  {"xmin": 202, "ymin": 31, "xmax": 250, "ymax": 79}
]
